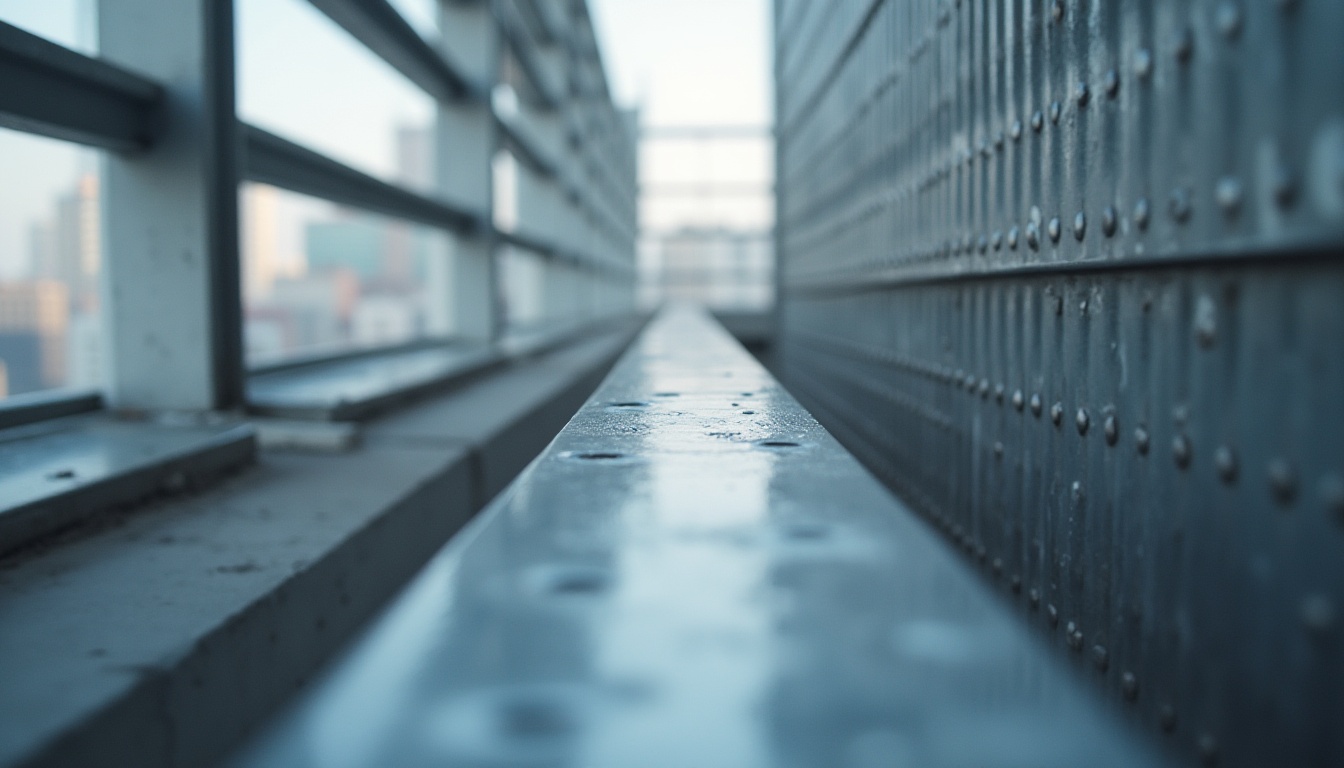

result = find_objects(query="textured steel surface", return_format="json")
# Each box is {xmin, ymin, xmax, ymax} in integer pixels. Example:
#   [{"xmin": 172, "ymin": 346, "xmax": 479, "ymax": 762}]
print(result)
[
  {"xmin": 234, "ymin": 307, "xmax": 1166, "ymax": 768},
  {"xmin": 773, "ymin": 1, "xmax": 1344, "ymax": 766}
]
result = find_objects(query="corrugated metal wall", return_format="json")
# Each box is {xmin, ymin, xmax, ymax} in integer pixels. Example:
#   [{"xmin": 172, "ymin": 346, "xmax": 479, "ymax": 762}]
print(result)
[{"xmin": 772, "ymin": 1, "xmax": 1344, "ymax": 765}]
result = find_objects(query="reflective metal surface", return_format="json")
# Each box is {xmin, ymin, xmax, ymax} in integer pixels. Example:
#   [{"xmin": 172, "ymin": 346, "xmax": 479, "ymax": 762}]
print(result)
[
  {"xmin": 773, "ymin": 2, "xmax": 1344, "ymax": 766},
  {"xmin": 236, "ymin": 307, "xmax": 1165, "ymax": 768}
]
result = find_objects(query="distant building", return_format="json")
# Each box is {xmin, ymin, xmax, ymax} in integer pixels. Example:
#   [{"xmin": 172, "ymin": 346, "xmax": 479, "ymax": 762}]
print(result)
[
  {"xmin": 654, "ymin": 227, "xmax": 773, "ymax": 311},
  {"xmin": 0, "ymin": 281, "xmax": 70, "ymax": 394}
]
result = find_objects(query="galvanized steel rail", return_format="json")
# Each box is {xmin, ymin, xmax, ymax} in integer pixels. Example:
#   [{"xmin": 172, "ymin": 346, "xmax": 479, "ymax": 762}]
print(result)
[{"xmin": 236, "ymin": 307, "xmax": 1166, "ymax": 768}]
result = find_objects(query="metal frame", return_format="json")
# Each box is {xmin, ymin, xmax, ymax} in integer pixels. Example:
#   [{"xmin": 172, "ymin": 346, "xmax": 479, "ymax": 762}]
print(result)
[{"xmin": 0, "ymin": 21, "xmax": 163, "ymax": 151}]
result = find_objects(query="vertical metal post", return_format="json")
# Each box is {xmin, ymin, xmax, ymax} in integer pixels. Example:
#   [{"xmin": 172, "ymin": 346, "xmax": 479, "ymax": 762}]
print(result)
[
  {"xmin": 98, "ymin": 0, "xmax": 243, "ymax": 411},
  {"xmin": 435, "ymin": 1, "xmax": 498, "ymax": 341}
]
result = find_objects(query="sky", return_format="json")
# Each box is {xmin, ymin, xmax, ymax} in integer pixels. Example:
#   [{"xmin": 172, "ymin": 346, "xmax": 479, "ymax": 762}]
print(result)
[{"xmin": 0, "ymin": 0, "xmax": 772, "ymax": 277}]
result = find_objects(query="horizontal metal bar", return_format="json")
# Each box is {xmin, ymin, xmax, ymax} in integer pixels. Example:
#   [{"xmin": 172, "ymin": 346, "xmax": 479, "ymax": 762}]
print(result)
[
  {"xmin": 495, "ymin": 0, "xmax": 561, "ymax": 110},
  {"xmin": 240, "ymin": 123, "xmax": 485, "ymax": 235},
  {"xmin": 236, "ymin": 306, "xmax": 1167, "ymax": 767},
  {"xmin": 495, "ymin": 113, "xmax": 558, "ymax": 178},
  {"xmin": 305, "ymin": 0, "xmax": 483, "ymax": 103},
  {"xmin": 0, "ymin": 21, "xmax": 163, "ymax": 151},
  {"xmin": 0, "ymin": 390, "xmax": 102, "ymax": 432}
]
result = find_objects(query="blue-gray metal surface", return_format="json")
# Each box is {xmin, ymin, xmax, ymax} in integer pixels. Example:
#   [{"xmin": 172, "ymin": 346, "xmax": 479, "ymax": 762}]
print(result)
[
  {"xmin": 234, "ymin": 307, "xmax": 1166, "ymax": 768},
  {"xmin": 0, "ymin": 417, "xmax": 254, "ymax": 556},
  {"xmin": 0, "ymin": 21, "xmax": 163, "ymax": 151},
  {"xmin": 0, "ymin": 390, "xmax": 101, "ymax": 432},
  {"xmin": 247, "ymin": 343, "xmax": 502, "ymax": 421},
  {"xmin": 773, "ymin": 2, "xmax": 1344, "ymax": 766}
]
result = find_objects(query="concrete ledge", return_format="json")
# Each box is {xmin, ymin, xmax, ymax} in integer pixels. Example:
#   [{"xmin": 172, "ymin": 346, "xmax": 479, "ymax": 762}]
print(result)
[{"xmin": 0, "ymin": 323, "xmax": 638, "ymax": 768}]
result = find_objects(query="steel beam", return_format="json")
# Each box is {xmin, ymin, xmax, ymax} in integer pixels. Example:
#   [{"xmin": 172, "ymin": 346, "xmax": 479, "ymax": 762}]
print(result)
[
  {"xmin": 240, "ymin": 124, "xmax": 484, "ymax": 235},
  {"xmin": 0, "ymin": 20, "xmax": 163, "ymax": 151},
  {"xmin": 305, "ymin": 0, "xmax": 483, "ymax": 103},
  {"xmin": 235, "ymin": 307, "xmax": 1167, "ymax": 768}
]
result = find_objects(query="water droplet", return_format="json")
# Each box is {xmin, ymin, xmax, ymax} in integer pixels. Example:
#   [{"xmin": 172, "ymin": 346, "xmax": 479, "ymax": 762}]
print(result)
[
  {"xmin": 1007, "ymin": 225, "xmax": 1020, "ymax": 249},
  {"xmin": 1135, "ymin": 426, "xmax": 1151, "ymax": 455},
  {"xmin": 1194, "ymin": 294, "xmax": 1217, "ymax": 347},
  {"xmin": 1030, "ymin": 393, "xmax": 1043, "ymax": 417},
  {"xmin": 1051, "ymin": 0, "xmax": 1065, "ymax": 23},
  {"xmin": 1012, "ymin": 389, "xmax": 1025, "ymax": 411},
  {"xmin": 1103, "ymin": 68, "xmax": 1120, "ymax": 98},
  {"xmin": 1073, "ymin": 211, "xmax": 1087, "ymax": 240},
  {"xmin": 1049, "ymin": 100, "xmax": 1063, "ymax": 124},
  {"xmin": 1031, "ymin": 110, "xmax": 1044, "ymax": 132},
  {"xmin": 1026, "ymin": 221, "xmax": 1041, "ymax": 250},
  {"xmin": 1051, "ymin": 402, "xmax": 1065, "ymax": 426},
  {"xmin": 1047, "ymin": 216, "xmax": 1062, "ymax": 243},
  {"xmin": 1121, "ymin": 672, "xmax": 1139, "ymax": 700},
  {"xmin": 1273, "ymin": 164, "xmax": 1299, "ymax": 208},
  {"xmin": 1173, "ymin": 27, "xmax": 1195, "ymax": 63},
  {"xmin": 1010, "ymin": 119, "xmax": 1023, "ymax": 141},
  {"xmin": 1075, "ymin": 82, "xmax": 1091, "ymax": 108},
  {"xmin": 1104, "ymin": 415, "xmax": 1119, "ymax": 445},
  {"xmin": 991, "ymin": 230, "xmax": 1003, "ymax": 250},
  {"xmin": 1268, "ymin": 459, "xmax": 1298, "ymax": 504},
  {"xmin": 1076, "ymin": 408, "xmax": 1090, "ymax": 435}
]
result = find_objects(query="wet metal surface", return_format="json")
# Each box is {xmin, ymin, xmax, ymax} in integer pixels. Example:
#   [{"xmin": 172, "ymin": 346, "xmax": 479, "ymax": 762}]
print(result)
[
  {"xmin": 236, "ymin": 307, "xmax": 1164, "ymax": 768},
  {"xmin": 0, "ymin": 415, "xmax": 254, "ymax": 555},
  {"xmin": 773, "ymin": 2, "xmax": 1344, "ymax": 765}
]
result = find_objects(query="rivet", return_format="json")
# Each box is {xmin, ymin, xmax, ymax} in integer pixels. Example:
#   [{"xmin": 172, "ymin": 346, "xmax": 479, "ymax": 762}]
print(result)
[
  {"xmin": 1215, "ymin": 176, "xmax": 1243, "ymax": 216},
  {"xmin": 1103, "ymin": 68, "xmax": 1120, "ymax": 98},
  {"xmin": 1173, "ymin": 27, "xmax": 1195, "ymax": 64},
  {"xmin": 1073, "ymin": 211, "xmax": 1087, "ymax": 240},
  {"xmin": 1012, "ymin": 389, "xmax": 1025, "ymax": 411},
  {"xmin": 1302, "ymin": 594, "xmax": 1337, "ymax": 633},
  {"xmin": 1007, "ymin": 225, "xmax": 1020, "ymax": 249},
  {"xmin": 1272, "ymin": 165, "xmax": 1299, "ymax": 208},
  {"xmin": 1134, "ymin": 48, "xmax": 1154, "ymax": 80},
  {"xmin": 1216, "ymin": 2, "xmax": 1243, "ymax": 38},
  {"xmin": 1104, "ymin": 415, "xmax": 1119, "ymax": 445},
  {"xmin": 1319, "ymin": 473, "xmax": 1344, "ymax": 523},
  {"xmin": 1030, "ymin": 393, "xmax": 1043, "ymax": 417},
  {"xmin": 1194, "ymin": 294, "xmax": 1217, "ymax": 347},
  {"xmin": 1075, "ymin": 82, "xmax": 1090, "ymax": 108},
  {"xmin": 1134, "ymin": 197, "xmax": 1151, "ymax": 230},
  {"xmin": 1101, "ymin": 205, "xmax": 1118, "ymax": 237},
  {"xmin": 1026, "ymin": 221, "xmax": 1041, "ymax": 250},
  {"xmin": 994, "ymin": 441, "xmax": 1005, "ymax": 459},
  {"xmin": 979, "ymin": 378, "xmax": 991, "ymax": 398},
  {"xmin": 1269, "ymin": 459, "xmax": 1298, "ymax": 504},
  {"xmin": 1051, "ymin": 0, "xmax": 1064, "ymax": 23},
  {"xmin": 1047, "ymin": 604, "xmax": 1059, "ymax": 627},
  {"xmin": 1214, "ymin": 445, "xmax": 1239, "ymax": 483},
  {"xmin": 1169, "ymin": 187, "xmax": 1193, "ymax": 222},
  {"xmin": 1197, "ymin": 734, "xmax": 1219, "ymax": 766},
  {"xmin": 1121, "ymin": 672, "xmax": 1139, "ymax": 701},
  {"xmin": 1029, "ymin": 588, "xmax": 1042, "ymax": 608},
  {"xmin": 1092, "ymin": 644, "xmax": 1109, "ymax": 671},
  {"xmin": 994, "ymin": 383, "xmax": 1005, "ymax": 402},
  {"xmin": 1173, "ymin": 434, "xmax": 1193, "ymax": 468},
  {"xmin": 1031, "ymin": 110, "xmax": 1045, "ymax": 133},
  {"xmin": 1049, "ymin": 100, "xmax": 1062, "ymax": 124},
  {"xmin": 1010, "ymin": 119, "xmax": 1023, "ymax": 141},
  {"xmin": 1047, "ymin": 216, "xmax": 1062, "ymax": 243},
  {"xmin": 1159, "ymin": 704, "xmax": 1178, "ymax": 733},
  {"xmin": 1050, "ymin": 402, "xmax": 1064, "ymax": 426},
  {"xmin": 1076, "ymin": 408, "xmax": 1090, "ymax": 435},
  {"xmin": 991, "ymin": 230, "xmax": 1003, "ymax": 250}
]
